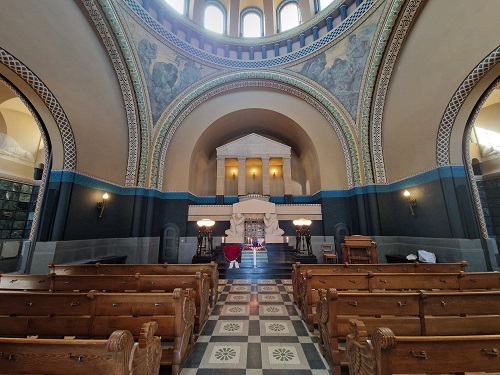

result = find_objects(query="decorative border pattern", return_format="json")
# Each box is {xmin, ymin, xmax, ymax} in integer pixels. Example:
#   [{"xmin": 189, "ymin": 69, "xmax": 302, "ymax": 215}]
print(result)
[
  {"xmin": 370, "ymin": 0, "xmax": 425, "ymax": 183},
  {"xmin": 462, "ymin": 77, "xmax": 500, "ymax": 239},
  {"xmin": 81, "ymin": 0, "xmax": 139, "ymax": 187},
  {"xmin": 0, "ymin": 76, "xmax": 50, "ymax": 241},
  {"xmin": 98, "ymin": 0, "xmax": 151, "ymax": 187},
  {"xmin": 437, "ymin": 46, "xmax": 500, "ymax": 166},
  {"xmin": 359, "ymin": 0, "xmax": 405, "ymax": 184},
  {"xmin": 122, "ymin": 0, "xmax": 377, "ymax": 69},
  {"xmin": 150, "ymin": 72, "xmax": 360, "ymax": 189},
  {"xmin": 0, "ymin": 48, "xmax": 76, "ymax": 171}
]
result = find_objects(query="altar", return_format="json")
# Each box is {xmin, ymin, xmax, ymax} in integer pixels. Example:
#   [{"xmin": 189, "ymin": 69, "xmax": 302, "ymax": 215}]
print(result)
[{"xmin": 224, "ymin": 196, "xmax": 284, "ymax": 244}]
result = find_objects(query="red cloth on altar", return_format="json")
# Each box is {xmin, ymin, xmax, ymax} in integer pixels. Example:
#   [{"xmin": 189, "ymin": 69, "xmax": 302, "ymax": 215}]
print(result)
[{"xmin": 223, "ymin": 244, "xmax": 241, "ymax": 261}]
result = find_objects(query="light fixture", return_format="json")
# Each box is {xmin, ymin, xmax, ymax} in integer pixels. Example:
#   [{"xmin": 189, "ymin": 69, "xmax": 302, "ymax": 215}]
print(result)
[
  {"xmin": 97, "ymin": 192, "xmax": 109, "ymax": 218},
  {"xmin": 232, "ymin": 170, "xmax": 236, "ymax": 179},
  {"xmin": 252, "ymin": 170, "xmax": 256, "ymax": 179},
  {"xmin": 293, "ymin": 218, "xmax": 312, "ymax": 255},
  {"xmin": 197, "ymin": 219, "xmax": 215, "ymax": 256},
  {"xmin": 293, "ymin": 218, "xmax": 312, "ymax": 227},
  {"xmin": 404, "ymin": 190, "xmax": 417, "ymax": 216},
  {"xmin": 272, "ymin": 170, "xmax": 276, "ymax": 179}
]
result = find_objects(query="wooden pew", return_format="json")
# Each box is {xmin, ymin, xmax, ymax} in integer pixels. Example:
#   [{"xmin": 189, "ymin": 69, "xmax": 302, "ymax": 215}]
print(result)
[
  {"xmin": 0, "ymin": 288, "xmax": 195, "ymax": 375},
  {"xmin": 0, "ymin": 272, "xmax": 210, "ymax": 334},
  {"xmin": 316, "ymin": 288, "xmax": 422, "ymax": 374},
  {"xmin": 300, "ymin": 270, "xmax": 486, "ymax": 331},
  {"xmin": 318, "ymin": 288, "xmax": 500, "ymax": 374},
  {"xmin": 346, "ymin": 319, "xmax": 500, "ymax": 375},
  {"xmin": 459, "ymin": 270, "xmax": 500, "ymax": 290},
  {"xmin": 49, "ymin": 262, "xmax": 220, "ymax": 307},
  {"xmin": 0, "ymin": 321, "xmax": 161, "ymax": 375},
  {"xmin": 291, "ymin": 261, "xmax": 467, "ymax": 304}
]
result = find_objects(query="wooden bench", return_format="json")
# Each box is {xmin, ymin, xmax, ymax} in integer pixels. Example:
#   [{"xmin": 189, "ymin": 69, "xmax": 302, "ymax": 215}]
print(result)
[
  {"xmin": 0, "ymin": 288, "xmax": 196, "ymax": 375},
  {"xmin": 291, "ymin": 261, "xmax": 467, "ymax": 305},
  {"xmin": 316, "ymin": 288, "xmax": 422, "ymax": 374},
  {"xmin": 346, "ymin": 319, "xmax": 500, "ymax": 375},
  {"xmin": 0, "ymin": 321, "xmax": 160, "ymax": 375},
  {"xmin": 300, "ymin": 270, "xmax": 467, "ymax": 331},
  {"xmin": 49, "ymin": 261, "xmax": 220, "ymax": 307},
  {"xmin": 0, "ymin": 272, "xmax": 210, "ymax": 334},
  {"xmin": 318, "ymin": 288, "xmax": 500, "ymax": 373}
]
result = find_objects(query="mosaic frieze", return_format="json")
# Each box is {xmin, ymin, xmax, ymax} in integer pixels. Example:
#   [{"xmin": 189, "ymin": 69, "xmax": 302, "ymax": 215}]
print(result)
[
  {"xmin": 289, "ymin": 20, "xmax": 378, "ymax": 121},
  {"xmin": 121, "ymin": 9, "xmax": 221, "ymax": 129}
]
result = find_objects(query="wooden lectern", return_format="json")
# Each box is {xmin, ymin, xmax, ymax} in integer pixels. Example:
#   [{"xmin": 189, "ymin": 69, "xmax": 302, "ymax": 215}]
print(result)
[{"xmin": 340, "ymin": 235, "xmax": 378, "ymax": 264}]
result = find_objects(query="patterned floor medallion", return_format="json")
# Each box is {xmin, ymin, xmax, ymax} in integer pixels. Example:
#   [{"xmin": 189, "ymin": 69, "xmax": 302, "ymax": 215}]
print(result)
[{"xmin": 178, "ymin": 278, "xmax": 333, "ymax": 374}]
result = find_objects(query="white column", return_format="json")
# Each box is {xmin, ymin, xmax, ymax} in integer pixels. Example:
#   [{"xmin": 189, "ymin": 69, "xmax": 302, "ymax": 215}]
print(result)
[
  {"xmin": 216, "ymin": 157, "xmax": 225, "ymax": 196},
  {"xmin": 238, "ymin": 157, "xmax": 246, "ymax": 196},
  {"xmin": 261, "ymin": 157, "xmax": 270, "ymax": 196},
  {"xmin": 283, "ymin": 156, "xmax": 292, "ymax": 195}
]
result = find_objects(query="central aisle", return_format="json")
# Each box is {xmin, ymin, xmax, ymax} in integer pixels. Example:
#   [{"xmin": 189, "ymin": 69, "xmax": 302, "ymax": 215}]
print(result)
[{"xmin": 180, "ymin": 278, "xmax": 333, "ymax": 375}]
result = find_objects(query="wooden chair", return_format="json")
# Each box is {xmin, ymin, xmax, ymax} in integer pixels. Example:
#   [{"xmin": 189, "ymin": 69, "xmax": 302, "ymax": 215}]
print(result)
[{"xmin": 322, "ymin": 244, "xmax": 338, "ymax": 264}]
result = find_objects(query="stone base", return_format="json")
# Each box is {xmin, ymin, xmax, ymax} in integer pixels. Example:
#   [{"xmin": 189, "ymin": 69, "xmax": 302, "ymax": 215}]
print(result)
[
  {"xmin": 192, "ymin": 254, "xmax": 216, "ymax": 263},
  {"xmin": 293, "ymin": 253, "xmax": 318, "ymax": 264},
  {"xmin": 265, "ymin": 234, "xmax": 283, "ymax": 243},
  {"xmin": 225, "ymin": 236, "xmax": 244, "ymax": 244}
]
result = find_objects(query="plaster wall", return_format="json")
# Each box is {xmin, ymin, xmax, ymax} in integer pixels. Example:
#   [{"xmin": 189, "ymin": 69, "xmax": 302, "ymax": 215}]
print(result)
[
  {"xmin": 382, "ymin": 0, "xmax": 500, "ymax": 182},
  {"xmin": 164, "ymin": 87, "xmax": 348, "ymax": 193},
  {"xmin": 0, "ymin": 1, "xmax": 130, "ymax": 185}
]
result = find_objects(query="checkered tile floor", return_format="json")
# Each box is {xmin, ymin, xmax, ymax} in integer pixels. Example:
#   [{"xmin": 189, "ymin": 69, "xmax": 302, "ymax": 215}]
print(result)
[{"xmin": 179, "ymin": 278, "xmax": 334, "ymax": 375}]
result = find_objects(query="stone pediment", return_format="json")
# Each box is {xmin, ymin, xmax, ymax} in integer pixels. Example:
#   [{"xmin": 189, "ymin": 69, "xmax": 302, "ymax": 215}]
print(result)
[
  {"xmin": 233, "ymin": 199, "xmax": 276, "ymax": 214},
  {"xmin": 216, "ymin": 133, "xmax": 291, "ymax": 158}
]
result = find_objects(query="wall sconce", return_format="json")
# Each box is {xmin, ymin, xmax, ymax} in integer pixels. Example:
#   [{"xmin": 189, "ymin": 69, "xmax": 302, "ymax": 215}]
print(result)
[
  {"xmin": 232, "ymin": 170, "xmax": 236, "ymax": 179},
  {"xmin": 97, "ymin": 193, "xmax": 109, "ymax": 218},
  {"xmin": 272, "ymin": 170, "xmax": 276, "ymax": 179},
  {"xmin": 403, "ymin": 190, "xmax": 417, "ymax": 216},
  {"xmin": 252, "ymin": 170, "xmax": 256, "ymax": 179}
]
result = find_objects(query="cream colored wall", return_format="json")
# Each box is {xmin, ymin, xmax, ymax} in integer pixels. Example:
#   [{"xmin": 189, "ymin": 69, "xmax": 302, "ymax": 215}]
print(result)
[
  {"xmin": 0, "ymin": 1, "xmax": 130, "ymax": 185},
  {"xmin": 163, "ymin": 87, "xmax": 349, "ymax": 194},
  {"xmin": 381, "ymin": 0, "xmax": 500, "ymax": 182}
]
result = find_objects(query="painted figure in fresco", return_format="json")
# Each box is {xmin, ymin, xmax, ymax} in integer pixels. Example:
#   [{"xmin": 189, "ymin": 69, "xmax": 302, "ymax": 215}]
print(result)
[
  {"xmin": 174, "ymin": 58, "xmax": 202, "ymax": 94},
  {"xmin": 300, "ymin": 52, "xmax": 327, "ymax": 82},
  {"xmin": 137, "ymin": 38, "xmax": 158, "ymax": 94},
  {"xmin": 151, "ymin": 62, "xmax": 178, "ymax": 121},
  {"xmin": 346, "ymin": 34, "xmax": 370, "ymax": 75}
]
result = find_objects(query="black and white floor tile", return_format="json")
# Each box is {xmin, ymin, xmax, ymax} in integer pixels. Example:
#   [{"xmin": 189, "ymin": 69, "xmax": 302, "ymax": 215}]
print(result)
[{"xmin": 180, "ymin": 278, "xmax": 334, "ymax": 375}]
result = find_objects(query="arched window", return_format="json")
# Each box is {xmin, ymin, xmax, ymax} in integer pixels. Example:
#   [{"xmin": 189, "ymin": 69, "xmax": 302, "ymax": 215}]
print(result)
[
  {"xmin": 241, "ymin": 7, "xmax": 263, "ymax": 37},
  {"xmin": 204, "ymin": 1, "xmax": 226, "ymax": 34},
  {"xmin": 277, "ymin": 0, "xmax": 300, "ymax": 33},
  {"xmin": 314, "ymin": 0, "xmax": 334, "ymax": 13},
  {"xmin": 164, "ymin": 0, "xmax": 188, "ymax": 15}
]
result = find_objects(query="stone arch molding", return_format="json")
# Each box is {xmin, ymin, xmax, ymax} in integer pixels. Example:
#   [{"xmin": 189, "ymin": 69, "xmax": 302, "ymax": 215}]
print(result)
[
  {"xmin": 0, "ymin": 48, "xmax": 76, "ymax": 171},
  {"xmin": 437, "ymin": 45, "xmax": 500, "ymax": 166},
  {"xmin": 150, "ymin": 72, "xmax": 361, "ymax": 190}
]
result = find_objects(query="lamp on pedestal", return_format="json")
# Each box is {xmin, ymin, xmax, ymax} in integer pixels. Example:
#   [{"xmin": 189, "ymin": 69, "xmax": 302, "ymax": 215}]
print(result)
[
  {"xmin": 293, "ymin": 218, "xmax": 312, "ymax": 255},
  {"xmin": 197, "ymin": 219, "xmax": 215, "ymax": 256}
]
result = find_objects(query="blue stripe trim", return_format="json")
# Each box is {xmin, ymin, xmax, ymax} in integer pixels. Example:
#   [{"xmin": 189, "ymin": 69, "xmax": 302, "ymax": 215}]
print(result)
[{"xmin": 49, "ymin": 166, "xmax": 466, "ymax": 200}]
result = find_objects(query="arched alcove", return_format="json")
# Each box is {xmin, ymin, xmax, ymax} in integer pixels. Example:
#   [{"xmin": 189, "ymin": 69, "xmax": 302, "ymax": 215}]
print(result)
[{"xmin": 162, "ymin": 87, "xmax": 350, "ymax": 194}]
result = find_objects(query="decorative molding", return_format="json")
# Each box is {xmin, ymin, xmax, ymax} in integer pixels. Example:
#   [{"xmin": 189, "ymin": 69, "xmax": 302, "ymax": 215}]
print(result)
[
  {"xmin": 81, "ymin": 0, "xmax": 140, "ymax": 187},
  {"xmin": 97, "ymin": 0, "xmax": 151, "ymax": 187},
  {"xmin": 463, "ymin": 77, "xmax": 500, "ymax": 239},
  {"xmin": 370, "ymin": 0, "xmax": 425, "ymax": 184},
  {"xmin": 0, "ymin": 48, "xmax": 76, "ymax": 171},
  {"xmin": 151, "ymin": 73, "xmax": 360, "ymax": 190},
  {"xmin": 359, "ymin": 0, "xmax": 406, "ymax": 184},
  {"xmin": 122, "ymin": 0, "xmax": 378, "ymax": 69},
  {"xmin": 437, "ymin": 46, "xmax": 500, "ymax": 166}
]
